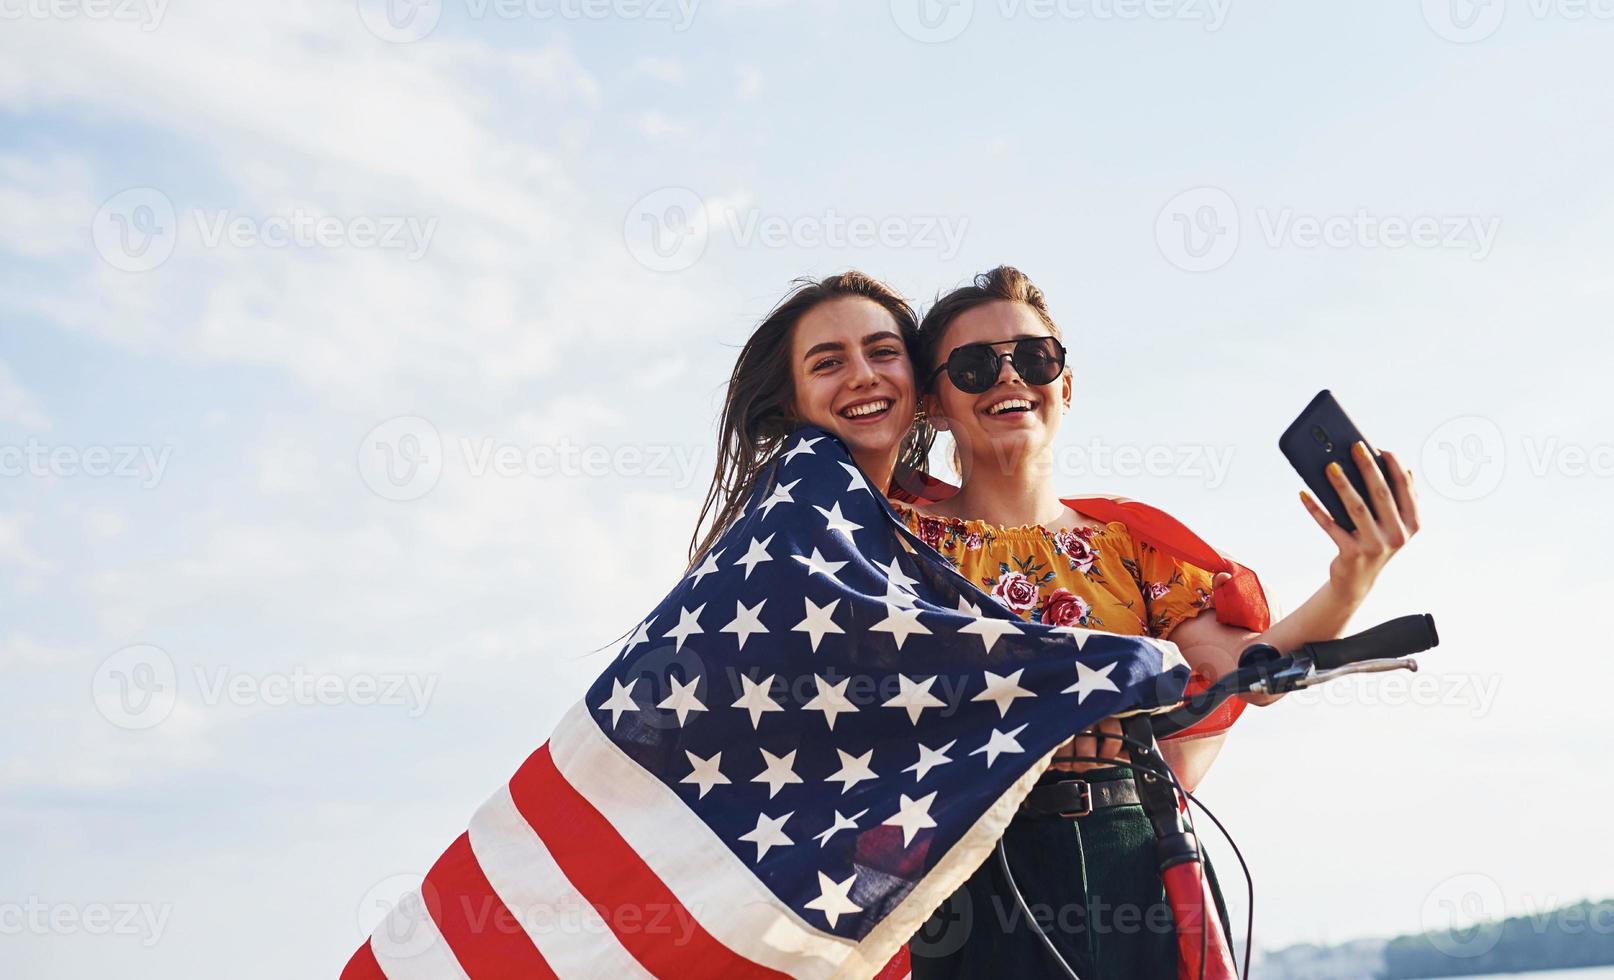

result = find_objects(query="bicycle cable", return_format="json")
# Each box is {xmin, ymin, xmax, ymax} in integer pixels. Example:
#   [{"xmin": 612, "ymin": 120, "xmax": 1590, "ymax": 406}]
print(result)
[{"xmin": 995, "ymin": 750, "xmax": 1219, "ymax": 980}]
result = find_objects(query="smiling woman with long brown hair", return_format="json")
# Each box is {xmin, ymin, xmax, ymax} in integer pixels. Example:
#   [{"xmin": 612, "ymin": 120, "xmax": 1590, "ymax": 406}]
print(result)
[{"xmin": 687, "ymin": 270, "xmax": 936, "ymax": 566}]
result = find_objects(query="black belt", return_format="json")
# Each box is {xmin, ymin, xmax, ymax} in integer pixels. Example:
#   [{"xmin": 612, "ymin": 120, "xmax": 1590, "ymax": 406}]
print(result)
[{"xmin": 1018, "ymin": 777, "xmax": 1141, "ymax": 819}]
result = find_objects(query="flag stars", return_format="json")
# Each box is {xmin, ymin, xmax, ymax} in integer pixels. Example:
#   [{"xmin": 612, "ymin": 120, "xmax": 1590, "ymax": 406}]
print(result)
[
  {"xmin": 804, "ymin": 675, "xmax": 859, "ymax": 730},
  {"xmin": 970, "ymin": 723, "xmax": 1030, "ymax": 768},
  {"xmin": 738, "ymin": 810, "xmax": 794, "ymax": 862},
  {"xmin": 793, "ymin": 597, "xmax": 844, "ymax": 652},
  {"xmin": 688, "ymin": 548, "xmax": 723, "ymax": 589},
  {"xmin": 824, "ymin": 748, "xmax": 878, "ymax": 794},
  {"xmin": 621, "ymin": 618, "xmax": 654, "ymax": 657},
  {"xmin": 734, "ymin": 534, "xmax": 775, "ymax": 579},
  {"xmin": 879, "ymin": 556, "xmax": 919, "ymax": 593},
  {"xmin": 972, "ymin": 669, "xmax": 1036, "ymax": 718},
  {"xmin": 656, "ymin": 675, "xmax": 708, "ymax": 727},
  {"xmin": 793, "ymin": 548, "xmax": 848, "ymax": 582},
  {"xmin": 904, "ymin": 739, "xmax": 957, "ymax": 781},
  {"xmin": 813, "ymin": 501, "xmax": 864, "ymax": 540},
  {"xmin": 720, "ymin": 598, "xmax": 769, "ymax": 650},
  {"xmin": 957, "ymin": 613, "xmax": 1023, "ymax": 654},
  {"xmin": 1063, "ymin": 661, "xmax": 1121, "ymax": 703},
  {"xmin": 884, "ymin": 791, "xmax": 939, "ymax": 847},
  {"xmin": 883, "ymin": 581, "xmax": 919, "ymax": 609},
  {"xmin": 680, "ymin": 750, "xmax": 729, "ymax": 798},
  {"xmin": 840, "ymin": 461, "xmax": 870, "ymax": 494},
  {"xmin": 804, "ymin": 871, "xmax": 863, "ymax": 929},
  {"xmin": 870, "ymin": 605, "xmax": 931, "ymax": 650},
  {"xmin": 757, "ymin": 479, "xmax": 799, "ymax": 518},
  {"xmin": 813, "ymin": 808, "xmax": 869, "ymax": 847},
  {"xmin": 730, "ymin": 673, "xmax": 784, "ymax": 729},
  {"xmin": 780, "ymin": 436, "xmax": 821, "ymax": 465},
  {"xmin": 663, "ymin": 604, "xmax": 706, "ymax": 652},
  {"xmin": 883, "ymin": 674, "xmax": 946, "ymax": 724},
  {"xmin": 597, "ymin": 677, "xmax": 640, "ymax": 729},
  {"xmin": 752, "ymin": 748, "xmax": 804, "ymax": 798}
]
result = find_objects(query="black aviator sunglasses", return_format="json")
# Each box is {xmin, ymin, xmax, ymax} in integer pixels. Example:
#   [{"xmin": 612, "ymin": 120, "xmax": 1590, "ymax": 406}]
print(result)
[{"xmin": 927, "ymin": 336, "xmax": 1067, "ymax": 394}]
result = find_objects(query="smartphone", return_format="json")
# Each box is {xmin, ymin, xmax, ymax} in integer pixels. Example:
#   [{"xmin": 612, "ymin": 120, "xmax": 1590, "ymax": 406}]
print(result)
[{"xmin": 1279, "ymin": 390, "xmax": 1394, "ymax": 533}]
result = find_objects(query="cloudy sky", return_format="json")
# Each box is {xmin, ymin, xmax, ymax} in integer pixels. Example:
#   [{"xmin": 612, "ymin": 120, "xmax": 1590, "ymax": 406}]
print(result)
[{"xmin": 2, "ymin": 0, "xmax": 1612, "ymax": 975}]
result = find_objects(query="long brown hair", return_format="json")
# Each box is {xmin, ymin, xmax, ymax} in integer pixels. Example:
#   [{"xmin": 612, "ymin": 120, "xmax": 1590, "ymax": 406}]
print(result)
[{"xmin": 688, "ymin": 271, "xmax": 934, "ymax": 567}]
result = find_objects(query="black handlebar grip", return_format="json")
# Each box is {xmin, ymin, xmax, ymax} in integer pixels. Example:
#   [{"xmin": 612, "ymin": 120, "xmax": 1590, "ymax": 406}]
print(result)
[{"xmin": 1304, "ymin": 614, "xmax": 1439, "ymax": 671}]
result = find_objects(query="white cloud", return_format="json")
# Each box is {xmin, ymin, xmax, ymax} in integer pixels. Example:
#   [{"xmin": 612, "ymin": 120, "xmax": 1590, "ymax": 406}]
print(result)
[
  {"xmin": 638, "ymin": 110, "xmax": 692, "ymax": 141},
  {"xmin": 631, "ymin": 55, "xmax": 686, "ymax": 85},
  {"xmin": 0, "ymin": 153, "xmax": 98, "ymax": 259},
  {"xmin": 0, "ymin": 358, "xmax": 50, "ymax": 428},
  {"xmin": 735, "ymin": 65, "xmax": 764, "ymax": 101},
  {"xmin": 0, "ymin": 5, "xmax": 713, "ymax": 409}
]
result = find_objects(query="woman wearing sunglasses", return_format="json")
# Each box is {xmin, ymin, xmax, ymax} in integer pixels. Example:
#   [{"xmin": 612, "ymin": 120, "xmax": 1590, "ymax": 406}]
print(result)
[{"xmin": 900, "ymin": 266, "xmax": 1422, "ymax": 978}]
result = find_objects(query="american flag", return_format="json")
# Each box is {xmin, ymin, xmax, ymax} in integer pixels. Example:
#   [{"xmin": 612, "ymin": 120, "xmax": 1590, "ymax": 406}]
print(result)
[{"xmin": 343, "ymin": 427, "xmax": 1190, "ymax": 979}]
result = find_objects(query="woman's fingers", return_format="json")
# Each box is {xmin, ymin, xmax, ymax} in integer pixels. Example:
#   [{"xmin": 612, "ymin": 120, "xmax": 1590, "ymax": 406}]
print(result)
[
  {"xmin": 1093, "ymin": 718, "xmax": 1128, "ymax": 764},
  {"xmin": 1328, "ymin": 455, "xmax": 1383, "ymax": 551},
  {"xmin": 1067, "ymin": 719, "xmax": 1129, "ymax": 770},
  {"xmin": 1300, "ymin": 486, "xmax": 1354, "ymax": 550},
  {"xmin": 1381, "ymin": 448, "xmax": 1421, "ymax": 536},
  {"xmin": 1353, "ymin": 442, "xmax": 1408, "ymax": 548},
  {"xmin": 1067, "ymin": 731, "xmax": 1100, "ymax": 772}
]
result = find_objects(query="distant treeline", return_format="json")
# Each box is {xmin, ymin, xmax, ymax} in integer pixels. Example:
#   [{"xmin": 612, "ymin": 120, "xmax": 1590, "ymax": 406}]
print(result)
[{"xmin": 1380, "ymin": 900, "xmax": 1614, "ymax": 978}]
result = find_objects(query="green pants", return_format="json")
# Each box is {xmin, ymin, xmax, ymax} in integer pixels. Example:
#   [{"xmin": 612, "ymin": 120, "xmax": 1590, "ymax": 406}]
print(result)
[{"xmin": 909, "ymin": 766, "xmax": 1233, "ymax": 979}]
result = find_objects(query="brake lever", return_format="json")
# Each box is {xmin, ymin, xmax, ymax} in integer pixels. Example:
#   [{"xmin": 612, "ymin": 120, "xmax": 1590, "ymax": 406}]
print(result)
[{"xmin": 1295, "ymin": 656, "xmax": 1419, "ymax": 688}]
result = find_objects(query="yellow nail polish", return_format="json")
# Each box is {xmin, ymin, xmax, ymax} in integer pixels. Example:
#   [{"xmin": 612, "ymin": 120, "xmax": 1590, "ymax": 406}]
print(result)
[{"xmin": 1328, "ymin": 461, "xmax": 1343, "ymax": 478}]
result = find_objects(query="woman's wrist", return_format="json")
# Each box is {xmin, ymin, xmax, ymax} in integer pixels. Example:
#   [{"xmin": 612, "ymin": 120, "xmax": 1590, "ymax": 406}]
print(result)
[{"xmin": 1317, "ymin": 576, "xmax": 1369, "ymax": 627}]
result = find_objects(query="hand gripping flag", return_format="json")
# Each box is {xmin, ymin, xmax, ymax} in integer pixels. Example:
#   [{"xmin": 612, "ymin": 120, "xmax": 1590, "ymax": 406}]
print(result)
[{"xmin": 343, "ymin": 427, "xmax": 1190, "ymax": 980}]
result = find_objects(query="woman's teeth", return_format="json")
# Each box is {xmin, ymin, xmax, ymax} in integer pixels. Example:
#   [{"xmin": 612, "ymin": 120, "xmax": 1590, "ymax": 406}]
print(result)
[
  {"xmin": 988, "ymin": 398, "xmax": 1034, "ymax": 415},
  {"xmin": 843, "ymin": 400, "xmax": 892, "ymax": 419}
]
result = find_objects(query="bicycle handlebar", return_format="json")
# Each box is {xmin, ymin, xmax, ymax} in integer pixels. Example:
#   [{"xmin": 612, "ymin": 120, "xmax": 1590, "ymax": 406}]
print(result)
[
  {"xmin": 1294, "ymin": 613, "xmax": 1439, "ymax": 670},
  {"xmin": 1148, "ymin": 613, "xmax": 1440, "ymax": 738}
]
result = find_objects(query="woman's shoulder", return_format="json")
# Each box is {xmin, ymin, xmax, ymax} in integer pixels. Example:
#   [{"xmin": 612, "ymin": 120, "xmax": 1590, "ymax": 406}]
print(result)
[{"xmin": 888, "ymin": 497, "xmax": 1127, "ymax": 542}]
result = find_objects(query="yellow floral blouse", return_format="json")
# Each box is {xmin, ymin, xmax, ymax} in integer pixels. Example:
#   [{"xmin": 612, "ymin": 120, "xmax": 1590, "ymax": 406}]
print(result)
[{"xmin": 894, "ymin": 504, "xmax": 1218, "ymax": 643}]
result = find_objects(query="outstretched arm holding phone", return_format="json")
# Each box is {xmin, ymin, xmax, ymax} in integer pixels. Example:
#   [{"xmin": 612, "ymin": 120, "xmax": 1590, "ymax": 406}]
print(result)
[
  {"xmin": 1086, "ymin": 440, "xmax": 1422, "ymax": 788},
  {"xmin": 1171, "ymin": 441, "xmax": 1422, "ymax": 705}
]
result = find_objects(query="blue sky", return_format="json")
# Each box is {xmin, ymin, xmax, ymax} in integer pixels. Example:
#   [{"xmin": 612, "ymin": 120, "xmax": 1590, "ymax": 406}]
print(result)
[{"xmin": 3, "ymin": 1, "xmax": 1613, "ymax": 975}]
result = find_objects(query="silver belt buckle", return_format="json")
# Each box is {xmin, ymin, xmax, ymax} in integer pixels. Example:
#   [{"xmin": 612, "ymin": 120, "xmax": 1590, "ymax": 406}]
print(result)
[{"xmin": 1058, "ymin": 780, "xmax": 1094, "ymax": 819}]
